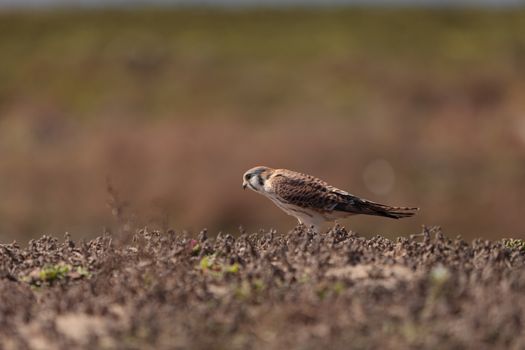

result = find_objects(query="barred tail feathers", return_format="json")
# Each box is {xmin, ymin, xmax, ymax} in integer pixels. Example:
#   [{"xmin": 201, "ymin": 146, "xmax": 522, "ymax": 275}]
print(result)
[{"xmin": 335, "ymin": 197, "xmax": 419, "ymax": 219}]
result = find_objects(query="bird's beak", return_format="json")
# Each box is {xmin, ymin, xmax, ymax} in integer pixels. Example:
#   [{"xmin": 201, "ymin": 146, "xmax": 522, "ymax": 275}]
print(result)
[{"xmin": 242, "ymin": 182, "xmax": 247, "ymax": 190}]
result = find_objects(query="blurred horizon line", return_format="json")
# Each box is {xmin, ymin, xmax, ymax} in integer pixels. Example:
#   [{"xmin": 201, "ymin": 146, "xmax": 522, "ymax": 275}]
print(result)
[{"xmin": 0, "ymin": 0, "xmax": 524, "ymax": 10}]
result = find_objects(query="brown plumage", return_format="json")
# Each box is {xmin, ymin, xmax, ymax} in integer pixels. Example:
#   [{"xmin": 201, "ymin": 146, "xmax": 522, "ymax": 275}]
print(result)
[{"xmin": 242, "ymin": 166, "xmax": 418, "ymax": 232}]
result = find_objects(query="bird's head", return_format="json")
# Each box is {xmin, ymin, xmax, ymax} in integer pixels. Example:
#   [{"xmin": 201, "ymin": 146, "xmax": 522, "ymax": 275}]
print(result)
[{"xmin": 242, "ymin": 166, "xmax": 272, "ymax": 192}]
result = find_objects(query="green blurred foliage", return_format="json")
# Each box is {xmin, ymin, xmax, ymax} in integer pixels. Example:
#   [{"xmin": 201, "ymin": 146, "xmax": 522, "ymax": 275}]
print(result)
[{"xmin": 1, "ymin": 9, "xmax": 524, "ymax": 119}]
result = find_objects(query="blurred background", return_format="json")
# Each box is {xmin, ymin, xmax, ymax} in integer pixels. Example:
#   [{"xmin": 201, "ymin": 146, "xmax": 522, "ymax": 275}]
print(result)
[{"xmin": 1, "ymin": 1, "xmax": 525, "ymax": 242}]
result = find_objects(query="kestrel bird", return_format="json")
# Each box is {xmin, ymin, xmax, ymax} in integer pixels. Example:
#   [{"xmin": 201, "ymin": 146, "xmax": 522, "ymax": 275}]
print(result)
[{"xmin": 242, "ymin": 166, "xmax": 418, "ymax": 232}]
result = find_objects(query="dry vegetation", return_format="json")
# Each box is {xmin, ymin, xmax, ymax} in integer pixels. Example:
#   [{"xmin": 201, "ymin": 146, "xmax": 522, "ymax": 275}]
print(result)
[{"xmin": 1, "ymin": 226, "xmax": 524, "ymax": 349}]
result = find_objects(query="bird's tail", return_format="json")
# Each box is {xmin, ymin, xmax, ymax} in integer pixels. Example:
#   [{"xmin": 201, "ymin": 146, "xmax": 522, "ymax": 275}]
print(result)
[
  {"xmin": 363, "ymin": 202, "xmax": 419, "ymax": 219},
  {"xmin": 337, "ymin": 197, "xmax": 419, "ymax": 219}
]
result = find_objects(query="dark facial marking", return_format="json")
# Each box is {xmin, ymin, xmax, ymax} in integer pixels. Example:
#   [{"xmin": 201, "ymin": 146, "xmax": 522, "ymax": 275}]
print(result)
[{"xmin": 247, "ymin": 182, "xmax": 257, "ymax": 191}]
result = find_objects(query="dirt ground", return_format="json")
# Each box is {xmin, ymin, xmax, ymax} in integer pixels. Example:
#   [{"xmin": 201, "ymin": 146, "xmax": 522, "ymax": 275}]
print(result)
[{"xmin": 1, "ymin": 225, "xmax": 524, "ymax": 349}]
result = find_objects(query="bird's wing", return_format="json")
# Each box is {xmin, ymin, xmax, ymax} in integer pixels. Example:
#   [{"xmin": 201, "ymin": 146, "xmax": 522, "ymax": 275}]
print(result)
[
  {"xmin": 270, "ymin": 170, "xmax": 418, "ymax": 219},
  {"xmin": 269, "ymin": 171, "xmax": 345, "ymax": 212}
]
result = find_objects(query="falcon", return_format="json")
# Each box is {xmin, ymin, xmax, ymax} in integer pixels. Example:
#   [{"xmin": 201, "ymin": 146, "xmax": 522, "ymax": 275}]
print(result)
[{"xmin": 242, "ymin": 166, "xmax": 418, "ymax": 232}]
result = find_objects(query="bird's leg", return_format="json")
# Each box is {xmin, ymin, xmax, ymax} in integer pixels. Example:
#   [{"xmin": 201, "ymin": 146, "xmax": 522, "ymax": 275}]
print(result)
[
  {"xmin": 302, "ymin": 220, "xmax": 320, "ymax": 234},
  {"xmin": 296, "ymin": 217, "xmax": 321, "ymax": 233}
]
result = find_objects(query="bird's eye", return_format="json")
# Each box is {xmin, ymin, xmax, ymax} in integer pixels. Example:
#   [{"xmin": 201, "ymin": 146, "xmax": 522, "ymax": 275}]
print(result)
[{"xmin": 245, "ymin": 174, "xmax": 253, "ymax": 180}]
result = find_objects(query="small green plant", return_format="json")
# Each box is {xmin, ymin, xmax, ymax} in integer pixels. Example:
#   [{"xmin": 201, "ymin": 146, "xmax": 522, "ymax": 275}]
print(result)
[
  {"xmin": 252, "ymin": 279, "xmax": 265, "ymax": 292},
  {"xmin": 75, "ymin": 266, "xmax": 91, "ymax": 278},
  {"xmin": 224, "ymin": 263, "xmax": 240, "ymax": 274},
  {"xmin": 22, "ymin": 263, "xmax": 90, "ymax": 286},
  {"xmin": 315, "ymin": 282, "xmax": 346, "ymax": 300},
  {"xmin": 198, "ymin": 254, "xmax": 240, "ymax": 278},
  {"xmin": 429, "ymin": 265, "xmax": 451, "ymax": 287},
  {"xmin": 39, "ymin": 264, "xmax": 71, "ymax": 282},
  {"xmin": 298, "ymin": 274, "xmax": 310, "ymax": 284},
  {"xmin": 332, "ymin": 281, "xmax": 345, "ymax": 295},
  {"xmin": 421, "ymin": 265, "xmax": 451, "ymax": 319},
  {"xmin": 503, "ymin": 239, "xmax": 525, "ymax": 252},
  {"xmin": 234, "ymin": 281, "xmax": 252, "ymax": 300},
  {"xmin": 189, "ymin": 239, "xmax": 201, "ymax": 256},
  {"xmin": 199, "ymin": 254, "xmax": 217, "ymax": 272}
]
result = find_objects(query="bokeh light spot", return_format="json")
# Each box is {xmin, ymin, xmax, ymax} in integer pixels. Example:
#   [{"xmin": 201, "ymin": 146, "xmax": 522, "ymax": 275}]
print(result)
[{"xmin": 362, "ymin": 159, "xmax": 395, "ymax": 196}]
